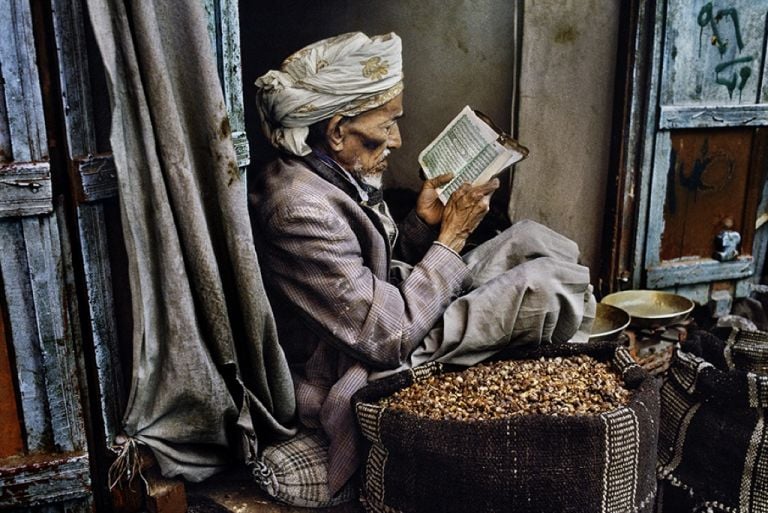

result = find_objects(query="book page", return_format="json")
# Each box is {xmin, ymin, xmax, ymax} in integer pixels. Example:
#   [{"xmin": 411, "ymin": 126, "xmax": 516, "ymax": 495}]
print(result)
[
  {"xmin": 436, "ymin": 141, "xmax": 506, "ymax": 200},
  {"xmin": 418, "ymin": 106, "xmax": 499, "ymax": 180},
  {"xmin": 418, "ymin": 106, "xmax": 526, "ymax": 203}
]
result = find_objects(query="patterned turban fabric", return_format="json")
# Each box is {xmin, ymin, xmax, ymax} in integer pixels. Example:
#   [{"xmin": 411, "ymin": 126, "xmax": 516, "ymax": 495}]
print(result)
[{"xmin": 254, "ymin": 32, "xmax": 404, "ymax": 156}]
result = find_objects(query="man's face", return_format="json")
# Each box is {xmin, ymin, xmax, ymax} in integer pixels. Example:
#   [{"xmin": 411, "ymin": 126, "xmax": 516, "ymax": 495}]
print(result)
[{"xmin": 333, "ymin": 94, "xmax": 403, "ymax": 184}]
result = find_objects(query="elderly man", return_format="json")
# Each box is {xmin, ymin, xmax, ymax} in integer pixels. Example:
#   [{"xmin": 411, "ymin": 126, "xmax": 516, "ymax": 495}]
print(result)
[{"xmin": 250, "ymin": 32, "xmax": 594, "ymax": 500}]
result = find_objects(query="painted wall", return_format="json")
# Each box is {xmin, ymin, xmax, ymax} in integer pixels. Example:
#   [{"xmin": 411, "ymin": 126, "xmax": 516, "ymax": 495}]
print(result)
[
  {"xmin": 239, "ymin": 0, "xmax": 518, "ymax": 191},
  {"xmin": 510, "ymin": 1, "xmax": 620, "ymax": 274}
]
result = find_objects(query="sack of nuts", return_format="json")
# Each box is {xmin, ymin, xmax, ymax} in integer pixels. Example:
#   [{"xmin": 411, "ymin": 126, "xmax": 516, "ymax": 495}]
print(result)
[{"xmin": 352, "ymin": 341, "xmax": 659, "ymax": 513}]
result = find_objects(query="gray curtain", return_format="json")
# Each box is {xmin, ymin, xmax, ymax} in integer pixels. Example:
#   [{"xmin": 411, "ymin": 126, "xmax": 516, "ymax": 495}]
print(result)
[{"xmin": 86, "ymin": 0, "xmax": 297, "ymax": 481}]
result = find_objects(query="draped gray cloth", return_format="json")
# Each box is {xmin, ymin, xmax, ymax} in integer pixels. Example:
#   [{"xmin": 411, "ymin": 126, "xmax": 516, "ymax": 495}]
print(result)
[
  {"xmin": 375, "ymin": 220, "xmax": 596, "ymax": 379},
  {"xmin": 417, "ymin": 220, "xmax": 596, "ymax": 364},
  {"xmin": 86, "ymin": 0, "xmax": 296, "ymax": 481}
]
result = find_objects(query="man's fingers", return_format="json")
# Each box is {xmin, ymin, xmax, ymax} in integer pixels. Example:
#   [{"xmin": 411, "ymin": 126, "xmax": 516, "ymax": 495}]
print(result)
[
  {"xmin": 454, "ymin": 182, "xmax": 471, "ymax": 196},
  {"xmin": 455, "ymin": 178, "xmax": 500, "ymax": 199},
  {"xmin": 424, "ymin": 172, "xmax": 454, "ymax": 188},
  {"xmin": 454, "ymin": 179, "xmax": 499, "ymax": 205},
  {"xmin": 447, "ymin": 180, "xmax": 498, "ymax": 207},
  {"xmin": 474, "ymin": 178, "xmax": 501, "ymax": 195}
]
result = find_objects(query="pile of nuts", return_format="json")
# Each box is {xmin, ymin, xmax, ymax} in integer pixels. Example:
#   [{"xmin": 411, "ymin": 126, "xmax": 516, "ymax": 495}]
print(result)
[{"xmin": 380, "ymin": 355, "xmax": 630, "ymax": 421}]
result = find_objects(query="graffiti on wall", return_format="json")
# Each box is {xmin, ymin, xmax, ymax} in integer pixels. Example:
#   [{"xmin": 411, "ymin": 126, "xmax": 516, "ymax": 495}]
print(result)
[
  {"xmin": 666, "ymin": 138, "xmax": 735, "ymax": 214},
  {"xmin": 697, "ymin": 2, "xmax": 754, "ymax": 100}
]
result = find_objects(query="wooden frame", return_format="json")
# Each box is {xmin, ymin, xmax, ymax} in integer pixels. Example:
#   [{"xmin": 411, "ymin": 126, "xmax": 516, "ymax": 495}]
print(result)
[
  {"xmin": 0, "ymin": 0, "xmax": 93, "ymax": 510},
  {"xmin": 644, "ymin": 0, "xmax": 768, "ymax": 292},
  {"xmin": 604, "ymin": 0, "xmax": 768, "ymax": 300},
  {"xmin": 203, "ymin": 0, "xmax": 250, "ymax": 169},
  {"xmin": 0, "ymin": 454, "xmax": 91, "ymax": 508}
]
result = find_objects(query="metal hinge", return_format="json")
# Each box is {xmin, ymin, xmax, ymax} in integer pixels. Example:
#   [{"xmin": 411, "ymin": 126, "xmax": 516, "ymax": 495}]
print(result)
[{"xmin": 0, "ymin": 161, "xmax": 52, "ymax": 218}]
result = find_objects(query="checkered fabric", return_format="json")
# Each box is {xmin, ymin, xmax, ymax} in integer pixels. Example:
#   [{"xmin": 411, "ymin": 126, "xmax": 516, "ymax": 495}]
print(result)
[{"xmin": 254, "ymin": 430, "xmax": 357, "ymax": 508}]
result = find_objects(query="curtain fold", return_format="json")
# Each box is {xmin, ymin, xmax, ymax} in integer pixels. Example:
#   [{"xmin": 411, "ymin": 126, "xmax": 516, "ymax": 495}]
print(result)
[{"xmin": 86, "ymin": 0, "xmax": 296, "ymax": 481}]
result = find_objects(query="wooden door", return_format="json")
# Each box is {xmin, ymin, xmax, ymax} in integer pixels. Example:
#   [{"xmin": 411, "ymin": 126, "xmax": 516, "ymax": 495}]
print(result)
[
  {"xmin": 604, "ymin": 0, "xmax": 768, "ymax": 303},
  {"xmin": 0, "ymin": 1, "xmax": 92, "ymax": 510}
]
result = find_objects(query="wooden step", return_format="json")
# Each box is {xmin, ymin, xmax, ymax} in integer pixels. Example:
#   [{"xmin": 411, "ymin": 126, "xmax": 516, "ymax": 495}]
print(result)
[{"xmin": 186, "ymin": 467, "xmax": 364, "ymax": 513}]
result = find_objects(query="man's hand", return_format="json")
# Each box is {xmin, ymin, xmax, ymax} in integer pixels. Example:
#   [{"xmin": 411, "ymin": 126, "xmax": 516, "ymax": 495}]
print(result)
[
  {"xmin": 437, "ymin": 178, "xmax": 500, "ymax": 253},
  {"xmin": 415, "ymin": 173, "xmax": 454, "ymax": 226}
]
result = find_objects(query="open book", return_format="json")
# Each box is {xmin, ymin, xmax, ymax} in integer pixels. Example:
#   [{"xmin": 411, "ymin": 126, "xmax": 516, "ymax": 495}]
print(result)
[{"xmin": 418, "ymin": 106, "xmax": 529, "ymax": 204}]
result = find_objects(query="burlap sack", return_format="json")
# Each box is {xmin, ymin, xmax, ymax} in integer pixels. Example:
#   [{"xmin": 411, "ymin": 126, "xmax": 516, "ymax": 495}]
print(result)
[
  {"xmin": 658, "ymin": 328, "xmax": 768, "ymax": 513},
  {"xmin": 353, "ymin": 342, "xmax": 659, "ymax": 513}
]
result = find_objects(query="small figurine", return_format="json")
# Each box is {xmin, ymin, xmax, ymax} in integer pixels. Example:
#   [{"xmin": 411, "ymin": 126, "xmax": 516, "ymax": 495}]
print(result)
[{"xmin": 714, "ymin": 229, "xmax": 741, "ymax": 261}]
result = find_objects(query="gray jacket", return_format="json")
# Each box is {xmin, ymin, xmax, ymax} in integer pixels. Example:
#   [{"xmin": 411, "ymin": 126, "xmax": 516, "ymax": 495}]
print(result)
[{"xmin": 248, "ymin": 155, "xmax": 471, "ymax": 494}]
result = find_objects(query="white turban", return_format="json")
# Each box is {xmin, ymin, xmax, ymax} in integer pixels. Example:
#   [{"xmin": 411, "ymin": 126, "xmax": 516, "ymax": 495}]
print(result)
[{"xmin": 254, "ymin": 32, "xmax": 404, "ymax": 156}]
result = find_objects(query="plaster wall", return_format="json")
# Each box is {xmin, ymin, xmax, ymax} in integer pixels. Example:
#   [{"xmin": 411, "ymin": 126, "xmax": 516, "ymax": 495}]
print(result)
[
  {"xmin": 510, "ymin": 0, "xmax": 620, "ymax": 274},
  {"xmin": 241, "ymin": 1, "xmax": 620, "ymax": 275}
]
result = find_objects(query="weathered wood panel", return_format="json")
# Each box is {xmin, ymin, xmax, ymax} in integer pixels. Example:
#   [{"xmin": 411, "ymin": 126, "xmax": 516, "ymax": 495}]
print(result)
[
  {"xmin": 204, "ymin": 0, "xmax": 250, "ymax": 170},
  {"xmin": 21, "ymin": 215, "xmax": 87, "ymax": 453},
  {"xmin": 661, "ymin": 128, "xmax": 756, "ymax": 261},
  {"xmin": 49, "ymin": 0, "xmax": 125, "ymax": 456},
  {"xmin": 53, "ymin": 198, "xmax": 91, "ymax": 446},
  {"xmin": 0, "ymin": 62, "xmax": 12, "ymax": 163},
  {"xmin": 0, "ymin": 0, "xmax": 48, "ymax": 162},
  {"xmin": 601, "ymin": 0, "xmax": 662, "ymax": 294},
  {"xmin": 0, "ymin": 161, "xmax": 53, "ymax": 218},
  {"xmin": 647, "ymin": 256, "xmax": 754, "ymax": 288},
  {"xmin": 615, "ymin": 0, "xmax": 768, "ymax": 297},
  {"xmin": 0, "ymin": 0, "xmax": 95, "ymax": 510},
  {"xmin": 23, "ymin": 497, "xmax": 94, "ymax": 513},
  {"xmin": 76, "ymin": 203, "xmax": 125, "ymax": 444},
  {"xmin": 736, "ymin": 277, "xmax": 755, "ymax": 297},
  {"xmin": 0, "ymin": 219, "xmax": 53, "ymax": 452},
  {"xmin": 0, "ymin": 453, "xmax": 91, "ymax": 508},
  {"xmin": 49, "ymin": 0, "xmax": 97, "ymax": 159},
  {"xmin": 662, "ymin": 1, "xmax": 768, "ymax": 106},
  {"xmin": 660, "ymin": 104, "xmax": 768, "ymax": 129},
  {"xmin": 220, "ymin": 0, "xmax": 248, "ymax": 163},
  {"xmin": 0, "ymin": 298, "xmax": 24, "ymax": 458},
  {"xmin": 0, "ymin": 216, "xmax": 88, "ymax": 455},
  {"xmin": 232, "ymin": 131, "xmax": 249, "ymax": 170},
  {"xmin": 742, "ymin": 127, "xmax": 768, "ymax": 264},
  {"xmin": 630, "ymin": 0, "xmax": 669, "ymax": 290},
  {"xmin": 70, "ymin": 154, "xmax": 117, "ymax": 203},
  {"xmin": 645, "ymin": 123, "xmax": 765, "ymax": 290},
  {"xmin": 674, "ymin": 282, "xmax": 711, "ymax": 305},
  {"xmin": 645, "ymin": 130, "xmax": 672, "ymax": 278}
]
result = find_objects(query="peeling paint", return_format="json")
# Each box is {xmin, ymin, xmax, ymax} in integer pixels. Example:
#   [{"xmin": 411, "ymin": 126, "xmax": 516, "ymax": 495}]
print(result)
[{"xmin": 0, "ymin": 452, "xmax": 91, "ymax": 507}]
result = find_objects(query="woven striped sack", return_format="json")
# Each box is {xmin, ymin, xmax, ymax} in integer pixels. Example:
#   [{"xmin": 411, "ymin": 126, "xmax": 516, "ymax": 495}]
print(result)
[
  {"xmin": 657, "ymin": 328, "xmax": 768, "ymax": 513},
  {"xmin": 352, "ymin": 342, "xmax": 659, "ymax": 513}
]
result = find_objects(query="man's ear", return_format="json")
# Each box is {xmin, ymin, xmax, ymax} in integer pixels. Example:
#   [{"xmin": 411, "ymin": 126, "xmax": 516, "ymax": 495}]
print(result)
[{"xmin": 325, "ymin": 114, "xmax": 347, "ymax": 152}]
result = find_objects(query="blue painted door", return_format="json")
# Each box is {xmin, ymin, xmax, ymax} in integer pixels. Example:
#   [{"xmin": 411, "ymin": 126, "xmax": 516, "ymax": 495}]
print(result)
[{"xmin": 618, "ymin": 0, "xmax": 768, "ymax": 303}]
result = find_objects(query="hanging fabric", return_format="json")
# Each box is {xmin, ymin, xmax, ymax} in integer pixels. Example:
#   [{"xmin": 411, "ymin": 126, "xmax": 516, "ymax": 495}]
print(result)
[{"xmin": 85, "ymin": 0, "xmax": 297, "ymax": 481}]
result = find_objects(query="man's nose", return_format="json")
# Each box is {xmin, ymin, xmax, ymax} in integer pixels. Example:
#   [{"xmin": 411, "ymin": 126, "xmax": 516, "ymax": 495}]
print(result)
[{"xmin": 387, "ymin": 122, "xmax": 402, "ymax": 149}]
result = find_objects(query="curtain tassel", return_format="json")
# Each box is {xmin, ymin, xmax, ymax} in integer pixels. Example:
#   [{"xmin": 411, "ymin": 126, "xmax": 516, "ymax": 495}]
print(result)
[{"xmin": 108, "ymin": 436, "xmax": 149, "ymax": 491}]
